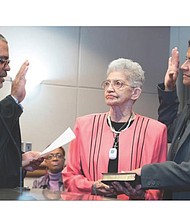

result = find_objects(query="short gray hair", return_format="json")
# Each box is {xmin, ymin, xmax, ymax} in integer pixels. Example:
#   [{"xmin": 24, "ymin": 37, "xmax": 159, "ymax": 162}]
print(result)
[{"xmin": 106, "ymin": 58, "xmax": 145, "ymax": 88}]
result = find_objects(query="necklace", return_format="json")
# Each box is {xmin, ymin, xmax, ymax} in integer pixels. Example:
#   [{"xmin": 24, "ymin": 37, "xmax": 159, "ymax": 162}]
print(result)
[
  {"xmin": 107, "ymin": 113, "xmax": 133, "ymax": 134},
  {"xmin": 108, "ymin": 113, "xmax": 133, "ymax": 160}
]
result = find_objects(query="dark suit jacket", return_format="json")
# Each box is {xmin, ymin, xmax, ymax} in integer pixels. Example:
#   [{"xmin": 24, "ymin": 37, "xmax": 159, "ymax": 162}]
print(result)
[
  {"xmin": 0, "ymin": 95, "xmax": 23, "ymax": 188},
  {"xmin": 141, "ymin": 83, "xmax": 190, "ymax": 200}
]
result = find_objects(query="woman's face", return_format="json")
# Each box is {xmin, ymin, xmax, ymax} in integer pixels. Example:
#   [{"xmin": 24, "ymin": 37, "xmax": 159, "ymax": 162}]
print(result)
[
  {"xmin": 45, "ymin": 148, "xmax": 65, "ymax": 174},
  {"xmin": 103, "ymin": 71, "xmax": 134, "ymax": 107}
]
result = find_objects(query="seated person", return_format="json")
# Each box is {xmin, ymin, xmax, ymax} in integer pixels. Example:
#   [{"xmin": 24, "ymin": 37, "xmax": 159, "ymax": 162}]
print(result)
[{"xmin": 32, "ymin": 147, "xmax": 65, "ymax": 191}]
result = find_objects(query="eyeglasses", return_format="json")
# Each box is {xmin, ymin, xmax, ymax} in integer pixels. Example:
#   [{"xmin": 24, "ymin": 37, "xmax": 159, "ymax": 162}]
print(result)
[
  {"xmin": 0, "ymin": 57, "xmax": 10, "ymax": 67},
  {"xmin": 46, "ymin": 153, "xmax": 64, "ymax": 160},
  {"xmin": 101, "ymin": 80, "xmax": 131, "ymax": 90}
]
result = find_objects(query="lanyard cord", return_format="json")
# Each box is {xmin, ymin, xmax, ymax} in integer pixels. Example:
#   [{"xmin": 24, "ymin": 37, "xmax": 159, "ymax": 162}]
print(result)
[{"xmin": 107, "ymin": 112, "xmax": 133, "ymax": 134}]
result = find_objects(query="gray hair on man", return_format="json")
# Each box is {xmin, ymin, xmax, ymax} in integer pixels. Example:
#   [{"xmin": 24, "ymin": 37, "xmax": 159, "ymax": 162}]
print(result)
[{"xmin": 0, "ymin": 34, "xmax": 8, "ymax": 43}]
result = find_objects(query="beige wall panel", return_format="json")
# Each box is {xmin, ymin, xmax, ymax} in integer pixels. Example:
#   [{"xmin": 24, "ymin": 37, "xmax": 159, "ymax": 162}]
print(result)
[
  {"xmin": 133, "ymin": 92, "xmax": 159, "ymax": 120},
  {"xmin": 0, "ymin": 26, "xmax": 80, "ymax": 86},
  {"xmin": 77, "ymin": 88, "xmax": 109, "ymax": 117},
  {"xmin": 79, "ymin": 26, "xmax": 170, "ymax": 94},
  {"xmin": 20, "ymin": 84, "xmax": 77, "ymax": 154}
]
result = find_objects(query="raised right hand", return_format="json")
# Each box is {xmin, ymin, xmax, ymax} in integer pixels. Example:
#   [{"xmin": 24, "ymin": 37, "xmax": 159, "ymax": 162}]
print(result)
[
  {"xmin": 164, "ymin": 47, "xmax": 179, "ymax": 91},
  {"xmin": 11, "ymin": 60, "xmax": 29, "ymax": 103}
]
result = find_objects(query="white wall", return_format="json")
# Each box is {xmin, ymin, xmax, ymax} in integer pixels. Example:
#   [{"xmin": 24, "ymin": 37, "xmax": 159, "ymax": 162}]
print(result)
[{"xmin": 0, "ymin": 26, "xmax": 170, "ymax": 157}]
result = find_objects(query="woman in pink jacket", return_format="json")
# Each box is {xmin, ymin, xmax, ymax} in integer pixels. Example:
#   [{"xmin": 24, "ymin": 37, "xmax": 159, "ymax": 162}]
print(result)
[{"xmin": 63, "ymin": 58, "xmax": 167, "ymax": 200}]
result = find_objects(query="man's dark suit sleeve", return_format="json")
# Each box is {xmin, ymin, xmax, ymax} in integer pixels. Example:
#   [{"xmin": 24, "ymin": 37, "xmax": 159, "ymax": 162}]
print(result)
[
  {"xmin": 141, "ymin": 83, "xmax": 190, "ymax": 191},
  {"xmin": 157, "ymin": 83, "xmax": 179, "ymax": 142},
  {"xmin": 141, "ymin": 161, "xmax": 190, "ymax": 190}
]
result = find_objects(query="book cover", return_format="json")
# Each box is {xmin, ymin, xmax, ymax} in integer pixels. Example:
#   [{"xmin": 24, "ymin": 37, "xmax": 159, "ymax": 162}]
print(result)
[{"xmin": 101, "ymin": 172, "xmax": 141, "ymax": 187}]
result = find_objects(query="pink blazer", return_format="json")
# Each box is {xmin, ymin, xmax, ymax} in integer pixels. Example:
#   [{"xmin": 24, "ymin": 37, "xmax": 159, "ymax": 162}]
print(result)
[{"xmin": 63, "ymin": 112, "xmax": 167, "ymax": 200}]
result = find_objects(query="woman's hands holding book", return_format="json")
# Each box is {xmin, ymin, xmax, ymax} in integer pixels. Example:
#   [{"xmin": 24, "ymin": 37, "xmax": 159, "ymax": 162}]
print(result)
[{"xmin": 92, "ymin": 179, "xmax": 116, "ymax": 197}]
